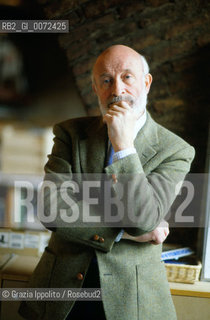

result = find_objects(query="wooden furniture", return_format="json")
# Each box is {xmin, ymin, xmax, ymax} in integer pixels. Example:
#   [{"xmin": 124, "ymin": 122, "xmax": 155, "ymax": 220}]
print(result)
[
  {"xmin": 0, "ymin": 254, "xmax": 39, "ymax": 320},
  {"xmin": 170, "ymin": 281, "xmax": 210, "ymax": 320}
]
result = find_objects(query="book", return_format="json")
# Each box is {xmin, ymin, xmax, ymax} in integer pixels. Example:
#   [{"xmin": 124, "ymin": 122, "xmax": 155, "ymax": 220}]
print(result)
[{"xmin": 161, "ymin": 247, "xmax": 194, "ymax": 261}]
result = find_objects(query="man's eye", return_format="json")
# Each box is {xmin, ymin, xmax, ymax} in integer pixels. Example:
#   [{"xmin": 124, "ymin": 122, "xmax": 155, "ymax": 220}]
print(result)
[
  {"xmin": 104, "ymin": 79, "xmax": 110, "ymax": 83},
  {"xmin": 125, "ymin": 75, "xmax": 131, "ymax": 79}
]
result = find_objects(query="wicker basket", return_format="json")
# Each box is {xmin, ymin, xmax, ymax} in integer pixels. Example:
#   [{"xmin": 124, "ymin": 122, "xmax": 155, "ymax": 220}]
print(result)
[{"xmin": 165, "ymin": 261, "xmax": 202, "ymax": 284}]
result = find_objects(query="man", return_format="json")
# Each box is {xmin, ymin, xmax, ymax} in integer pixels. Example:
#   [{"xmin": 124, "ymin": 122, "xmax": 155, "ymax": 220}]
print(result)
[{"xmin": 19, "ymin": 45, "xmax": 195, "ymax": 320}]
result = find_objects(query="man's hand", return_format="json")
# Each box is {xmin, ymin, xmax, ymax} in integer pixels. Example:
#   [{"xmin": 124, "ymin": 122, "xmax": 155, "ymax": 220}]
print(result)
[
  {"xmin": 122, "ymin": 220, "xmax": 169, "ymax": 245},
  {"xmin": 103, "ymin": 101, "xmax": 141, "ymax": 152}
]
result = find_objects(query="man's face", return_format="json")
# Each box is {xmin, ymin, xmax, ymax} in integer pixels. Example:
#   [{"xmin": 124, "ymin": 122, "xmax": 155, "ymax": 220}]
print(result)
[{"xmin": 92, "ymin": 49, "xmax": 150, "ymax": 116}]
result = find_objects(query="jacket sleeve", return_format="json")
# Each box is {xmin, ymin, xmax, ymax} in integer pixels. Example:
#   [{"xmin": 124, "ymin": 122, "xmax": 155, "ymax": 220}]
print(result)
[
  {"xmin": 42, "ymin": 123, "xmax": 120, "ymax": 253},
  {"xmin": 105, "ymin": 143, "xmax": 195, "ymax": 236}
]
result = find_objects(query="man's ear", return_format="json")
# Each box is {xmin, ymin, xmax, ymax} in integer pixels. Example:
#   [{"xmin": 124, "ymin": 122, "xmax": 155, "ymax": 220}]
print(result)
[
  {"xmin": 92, "ymin": 82, "xmax": 97, "ymax": 95},
  {"xmin": 145, "ymin": 73, "xmax": 153, "ymax": 94}
]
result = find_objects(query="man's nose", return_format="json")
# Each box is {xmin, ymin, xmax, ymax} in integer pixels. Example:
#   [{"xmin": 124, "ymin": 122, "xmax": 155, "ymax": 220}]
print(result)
[{"xmin": 112, "ymin": 79, "xmax": 125, "ymax": 96}]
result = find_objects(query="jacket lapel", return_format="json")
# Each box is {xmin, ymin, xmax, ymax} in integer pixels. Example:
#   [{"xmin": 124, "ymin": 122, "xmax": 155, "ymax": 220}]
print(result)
[
  {"xmin": 79, "ymin": 117, "xmax": 108, "ymax": 173},
  {"xmin": 135, "ymin": 112, "xmax": 158, "ymax": 167}
]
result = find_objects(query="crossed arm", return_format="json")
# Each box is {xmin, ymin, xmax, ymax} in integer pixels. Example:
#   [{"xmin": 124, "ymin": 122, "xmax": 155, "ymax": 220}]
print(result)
[{"xmin": 42, "ymin": 116, "xmax": 194, "ymax": 253}]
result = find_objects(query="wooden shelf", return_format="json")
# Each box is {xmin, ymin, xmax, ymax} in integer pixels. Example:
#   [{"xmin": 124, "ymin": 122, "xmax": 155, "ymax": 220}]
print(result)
[
  {"xmin": 170, "ymin": 281, "xmax": 210, "ymax": 298},
  {"xmin": 0, "ymin": 254, "xmax": 39, "ymax": 284}
]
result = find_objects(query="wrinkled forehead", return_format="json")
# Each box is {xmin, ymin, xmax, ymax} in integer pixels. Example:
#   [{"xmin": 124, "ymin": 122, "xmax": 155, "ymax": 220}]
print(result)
[{"xmin": 93, "ymin": 51, "xmax": 143, "ymax": 78}]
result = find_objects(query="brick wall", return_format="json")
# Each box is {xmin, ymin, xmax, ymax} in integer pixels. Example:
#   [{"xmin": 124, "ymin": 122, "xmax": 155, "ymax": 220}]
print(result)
[{"xmin": 39, "ymin": 0, "xmax": 210, "ymax": 172}]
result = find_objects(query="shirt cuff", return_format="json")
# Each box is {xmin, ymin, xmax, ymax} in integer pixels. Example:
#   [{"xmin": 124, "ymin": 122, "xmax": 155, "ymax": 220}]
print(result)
[
  {"xmin": 115, "ymin": 229, "xmax": 124, "ymax": 242},
  {"xmin": 113, "ymin": 148, "xmax": 137, "ymax": 162}
]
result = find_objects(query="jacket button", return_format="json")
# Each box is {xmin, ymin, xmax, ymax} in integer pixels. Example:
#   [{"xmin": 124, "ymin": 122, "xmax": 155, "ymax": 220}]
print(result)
[
  {"xmin": 76, "ymin": 273, "xmax": 84, "ymax": 281},
  {"xmin": 99, "ymin": 237, "xmax": 105, "ymax": 243},
  {"xmin": 112, "ymin": 174, "xmax": 118, "ymax": 183},
  {"xmin": 93, "ymin": 234, "xmax": 99, "ymax": 241}
]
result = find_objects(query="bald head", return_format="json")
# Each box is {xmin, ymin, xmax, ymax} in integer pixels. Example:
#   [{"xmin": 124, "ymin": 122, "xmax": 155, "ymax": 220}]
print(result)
[
  {"xmin": 92, "ymin": 44, "xmax": 152, "ymax": 116},
  {"xmin": 92, "ymin": 45, "xmax": 149, "ymax": 83}
]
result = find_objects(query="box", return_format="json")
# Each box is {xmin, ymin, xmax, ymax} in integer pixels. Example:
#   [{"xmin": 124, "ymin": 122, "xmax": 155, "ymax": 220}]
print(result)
[{"xmin": 0, "ymin": 229, "xmax": 51, "ymax": 257}]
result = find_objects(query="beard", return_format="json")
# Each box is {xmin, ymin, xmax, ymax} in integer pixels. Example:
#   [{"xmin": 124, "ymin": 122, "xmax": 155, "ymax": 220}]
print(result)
[{"xmin": 98, "ymin": 87, "xmax": 148, "ymax": 117}]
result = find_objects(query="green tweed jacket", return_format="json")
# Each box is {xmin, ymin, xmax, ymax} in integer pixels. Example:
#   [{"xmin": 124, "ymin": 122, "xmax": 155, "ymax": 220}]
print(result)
[{"xmin": 19, "ymin": 112, "xmax": 195, "ymax": 320}]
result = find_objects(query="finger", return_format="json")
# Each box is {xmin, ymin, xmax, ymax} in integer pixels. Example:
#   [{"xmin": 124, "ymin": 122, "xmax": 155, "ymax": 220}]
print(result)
[
  {"xmin": 109, "ymin": 104, "xmax": 126, "ymax": 112},
  {"xmin": 103, "ymin": 113, "xmax": 112, "ymax": 123},
  {"xmin": 164, "ymin": 228, "xmax": 169, "ymax": 237},
  {"xmin": 107, "ymin": 110, "xmax": 122, "ymax": 117},
  {"xmin": 149, "ymin": 240, "xmax": 160, "ymax": 245},
  {"xmin": 118, "ymin": 101, "xmax": 131, "ymax": 108},
  {"xmin": 109, "ymin": 101, "xmax": 130, "ymax": 109}
]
